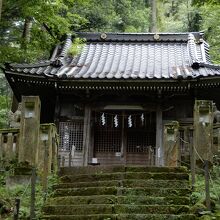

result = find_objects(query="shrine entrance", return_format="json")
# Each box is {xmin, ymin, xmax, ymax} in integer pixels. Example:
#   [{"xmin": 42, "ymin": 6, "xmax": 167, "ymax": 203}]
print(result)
[{"xmin": 94, "ymin": 111, "xmax": 156, "ymax": 166}]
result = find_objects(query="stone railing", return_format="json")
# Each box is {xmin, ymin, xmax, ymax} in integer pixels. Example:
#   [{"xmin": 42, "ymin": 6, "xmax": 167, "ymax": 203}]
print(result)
[
  {"xmin": 0, "ymin": 123, "xmax": 59, "ymax": 175},
  {"xmin": 0, "ymin": 128, "xmax": 20, "ymax": 167}
]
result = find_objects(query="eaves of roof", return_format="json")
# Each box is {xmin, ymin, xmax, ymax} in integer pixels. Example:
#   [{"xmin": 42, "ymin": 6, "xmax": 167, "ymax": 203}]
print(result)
[{"xmin": 3, "ymin": 32, "xmax": 220, "ymax": 82}]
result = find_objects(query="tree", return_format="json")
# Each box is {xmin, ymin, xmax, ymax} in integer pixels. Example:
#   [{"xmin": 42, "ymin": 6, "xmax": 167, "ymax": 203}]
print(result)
[
  {"xmin": 0, "ymin": 0, "xmax": 89, "ymax": 127},
  {"xmin": 149, "ymin": 0, "xmax": 157, "ymax": 32},
  {"xmin": 0, "ymin": 0, "xmax": 88, "ymax": 63},
  {"xmin": 199, "ymin": 4, "xmax": 220, "ymax": 63},
  {"xmin": 0, "ymin": 0, "xmax": 2, "ymax": 20},
  {"xmin": 72, "ymin": 0, "xmax": 150, "ymax": 33}
]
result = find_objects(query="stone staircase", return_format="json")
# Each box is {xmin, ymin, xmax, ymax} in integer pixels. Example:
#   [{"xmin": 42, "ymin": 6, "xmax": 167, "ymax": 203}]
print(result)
[{"xmin": 42, "ymin": 166, "xmax": 196, "ymax": 220}]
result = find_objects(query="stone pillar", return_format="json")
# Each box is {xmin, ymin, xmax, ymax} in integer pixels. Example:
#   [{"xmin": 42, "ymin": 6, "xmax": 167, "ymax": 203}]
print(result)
[
  {"xmin": 213, "ymin": 123, "xmax": 220, "ymax": 155},
  {"xmin": 7, "ymin": 133, "xmax": 14, "ymax": 161},
  {"xmin": 0, "ymin": 133, "xmax": 3, "ymax": 166},
  {"xmin": 38, "ymin": 124, "xmax": 58, "ymax": 174},
  {"xmin": 164, "ymin": 121, "xmax": 179, "ymax": 167},
  {"xmin": 18, "ymin": 96, "xmax": 41, "ymax": 166},
  {"xmin": 194, "ymin": 100, "xmax": 213, "ymax": 165}
]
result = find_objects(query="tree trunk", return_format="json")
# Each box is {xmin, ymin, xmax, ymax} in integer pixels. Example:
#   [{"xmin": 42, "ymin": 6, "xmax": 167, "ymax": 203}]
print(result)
[
  {"xmin": 0, "ymin": 0, "xmax": 2, "ymax": 21},
  {"xmin": 149, "ymin": 0, "xmax": 157, "ymax": 32},
  {"xmin": 22, "ymin": 17, "xmax": 33, "ymax": 45}
]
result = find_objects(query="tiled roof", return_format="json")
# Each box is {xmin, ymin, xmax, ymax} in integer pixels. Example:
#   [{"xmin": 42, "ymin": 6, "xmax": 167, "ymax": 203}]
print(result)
[{"xmin": 5, "ymin": 32, "xmax": 220, "ymax": 80}]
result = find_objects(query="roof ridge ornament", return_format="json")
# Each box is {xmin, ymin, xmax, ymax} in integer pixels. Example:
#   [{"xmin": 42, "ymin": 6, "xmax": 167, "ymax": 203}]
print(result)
[
  {"xmin": 52, "ymin": 34, "xmax": 72, "ymax": 67},
  {"xmin": 187, "ymin": 33, "xmax": 200, "ymax": 69},
  {"xmin": 100, "ymin": 33, "xmax": 107, "ymax": 40},
  {"xmin": 153, "ymin": 33, "xmax": 160, "ymax": 41}
]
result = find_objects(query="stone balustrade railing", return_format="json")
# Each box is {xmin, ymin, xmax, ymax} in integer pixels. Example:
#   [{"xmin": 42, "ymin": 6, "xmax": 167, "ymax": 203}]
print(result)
[
  {"xmin": 0, "ymin": 128, "xmax": 20, "ymax": 167},
  {"xmin": 0, "ymin": 123, "xmax": 59, "ymax": 175}
]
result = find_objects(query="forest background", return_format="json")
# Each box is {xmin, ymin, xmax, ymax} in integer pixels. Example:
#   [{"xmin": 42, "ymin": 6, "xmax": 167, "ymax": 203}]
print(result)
[{"xmin": 0, "ymin": 0, "xmax": 219, "ymax": 128}]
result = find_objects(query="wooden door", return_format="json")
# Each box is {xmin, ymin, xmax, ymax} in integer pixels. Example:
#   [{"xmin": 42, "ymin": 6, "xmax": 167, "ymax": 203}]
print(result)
[{"xmin": 94, "ymin": 111, "xmax": 156, "ymax": 166}]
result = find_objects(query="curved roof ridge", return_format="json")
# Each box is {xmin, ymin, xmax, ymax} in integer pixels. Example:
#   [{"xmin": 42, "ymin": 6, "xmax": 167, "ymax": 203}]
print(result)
[
  {"xmin": 4, "ymin": 31, "xmax": 220, "ymax": 80},
  {"xmin": 76, "ymin": 32, "xmax": 204, "ymax": 43}
]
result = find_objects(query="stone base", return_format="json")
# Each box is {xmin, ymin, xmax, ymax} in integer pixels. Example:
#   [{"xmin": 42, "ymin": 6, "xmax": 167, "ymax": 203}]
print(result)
[{"xmin": 6, "ymin": 175, "xmax": 31, "ymax": 188}]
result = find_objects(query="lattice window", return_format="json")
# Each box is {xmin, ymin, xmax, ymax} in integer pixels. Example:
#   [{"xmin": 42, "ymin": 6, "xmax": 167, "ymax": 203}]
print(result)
[
  {"xmin": 59, "ymin": 121, "xmax": 84, "ymax": 151},
  {"xmin": 127, "ymin": 130, "xmax": 155, "ymax": 153},
  {"xmin": 94, "ymin": 127, "xmax": 121, "ymax": 152}
]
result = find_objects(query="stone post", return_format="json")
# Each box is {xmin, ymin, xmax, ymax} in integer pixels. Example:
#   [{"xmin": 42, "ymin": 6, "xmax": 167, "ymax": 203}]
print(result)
[
  {"xmin": 0, "ymin": 129, "xmax": 19, "ymax": 166},
  {"xmin": 7, "ymin": 133, "xmax": 14, "ymax": 160},
  {"xmin": 194, "ymin": 100, "xmax": 213, "ymax": 165},
  {"xmin": 164, "ymin": 121, "xmax": 179, "ymax": 167},
  {"xmin": 38, "ymin": 124, "xmax": 58, "ymax": 191},
  {"xmin": 38, "ymin": 124, "xmax": 58, "ymax": 174},
  {"xmin": 0, "ymin": 133, "xmax": 3, "ymax": 166},
  {"xmin": 213, "ymin": 123, "xmax": 220, "ymax": 155},
  {"xmin": 18, "ymin": 96, "xmax": 41, "ymax": 166}
]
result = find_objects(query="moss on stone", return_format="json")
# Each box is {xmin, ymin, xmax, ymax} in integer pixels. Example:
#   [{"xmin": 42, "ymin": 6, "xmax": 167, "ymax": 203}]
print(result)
[
  {"xmin": 13, "ymin": 166, "xmax": 32, "ymax": 175},
  {"xmin": 114, "ymin": 205, "xmax": 189, "ymax": 214},
  {"xmin": 43, "ymin": 204, "xmax": 113, "ymax": 215},
  {"xmin": 47, "ymin": 195, "xmax": 117, "ymax": 205},
  {"xmin": 53, "ymin": 187, "xmax": 118, "ymax": 197},
  {"xmin": 125, "ymin": 166, "xmax": 188, "ymax": 173},
  {"xmin": 42, "ymin": 166, "xmax": 195, "ymax": 220}
]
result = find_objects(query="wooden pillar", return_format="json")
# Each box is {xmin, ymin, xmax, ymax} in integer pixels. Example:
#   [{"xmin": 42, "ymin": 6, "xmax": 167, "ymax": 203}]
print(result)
[
  {"xmin": 156, "ymin": 105, "xmax": 163, "ymax": 166},
  {"xmin": 19, "ymin": 96, "xmax": 41, "ymax": 166},
  {"xmin": 88, "ymin": 119, "xmax": 95, "ymax": 164},
  {"xmin": 120, "ymin": 112, "xmax": 126, "ymax": 164},
  {"xmin": 54, "ymin": 95, "xmax": 60, "ymax": 125},
  {"xmin": 83, "ymin": 105, "xmax": 91, "ymax": 166}
]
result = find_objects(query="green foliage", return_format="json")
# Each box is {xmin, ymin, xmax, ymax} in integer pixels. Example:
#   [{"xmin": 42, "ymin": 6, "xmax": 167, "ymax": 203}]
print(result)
[
  {"xmin": 192, "ymin": 0, "xmax": 219, "ymax": 6},
  {"xmin": 72, "ymin": 0, "xmax": 150, "ymax": 32},
  {"xmin": 158, "ymin": 0, "xmax": 189, "ymax": 32},
  {"xmin": 190, "ymin": 166, "xmax": 220, "ymax": 217},
  {"xmin": 0, "ymin": 72, "xmax": 11, "ymax": 128},
  {"xmin": 199, "ymin": 3, "xmax": 220, "ymax": 63},
  {"xmin": 0, "ymin": 0, "xmax": 88, "ymax": 63},
  {"xmin": 0, "ymin": 172, "xmax": 58, "ymax": 219},
  {"xmin": 0, "ymin": 0, "xmax": 151, "ymax": 64},
  {"xmin": 68, "ymin": 37, "xmax": 86, "ymax": 56}
]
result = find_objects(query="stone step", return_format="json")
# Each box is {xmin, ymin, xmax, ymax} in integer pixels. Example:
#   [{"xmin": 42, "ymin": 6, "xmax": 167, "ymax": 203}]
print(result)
[
  {"xmin": 47, "ymin": 195, "xmax": 190, "ymax": 206},
  {"xmin": 54, "ymin": 179, "xmax": 189, "ymax": 189},
  {"xmin": 42, "ymin": 166, "xmax": 193, "ymax": 219},
  {"xmin": 60, "ymin": 166, "xmax": 188, "ymax": 176},
  {"xmin": 43, "ymin": 204, "xmax": 190, "ymax": 215},
  {"xmin": 60, "ymin": 172, "xmax": 189, "ymax": 183},
  {"xmin": 53, "ymin": 187, "xmax": 190, "ymax": 197},
  {"xmin": 42, "ymin": 214, "xmax": 196, "ymax": 220}
]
